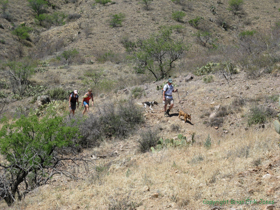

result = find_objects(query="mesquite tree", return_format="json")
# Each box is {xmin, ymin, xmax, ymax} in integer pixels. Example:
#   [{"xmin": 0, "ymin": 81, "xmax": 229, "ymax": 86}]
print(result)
[{"xmin": 0, "ymin": 112, "xmax": 80, "ymax": 206}]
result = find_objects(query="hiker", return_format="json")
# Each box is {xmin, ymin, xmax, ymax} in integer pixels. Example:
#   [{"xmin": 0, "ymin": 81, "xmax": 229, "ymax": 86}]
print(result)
[
  {"xmin": 69, "ymin": 90, "xmax": 79, "ymax": 116},
  {"xmin": 163, "ymin": 78, "xmax": 178, "ymax": 117},
  {"xmin": 82, "ymin": 88, "xmax": 94, "ymax": 115}
]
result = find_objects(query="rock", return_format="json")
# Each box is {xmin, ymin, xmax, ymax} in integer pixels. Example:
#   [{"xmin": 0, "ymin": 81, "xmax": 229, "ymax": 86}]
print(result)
[
  {"xmin": 214, "ymin": 105, "xmax": 220, "ymax": 110},
  {"xmin": 143, "ymin": 186, "xmax": 150, "ymax": 192},
  {"xmin": 264, "ymin": 205, "xmax": 275, "ymax": 210},
  {"xmin": 185, "ymin": 74, "xmax": 194, "ymax": 82},
  {"xmin": 136, "ymin": 206, "xmax": 145, "ymax": 210},
  {"xmin": 262, "ymin": 174, "xmax": 272, "ymax": 180},
  {"xmin": 150, "ymin": 193, "xmax": 159, "ymax": 198},
  {"xmin": 209, "ymin": 112, "xmax": 217, "ymax": 119},
  {"xmin": 37, "ymin": 95, "xmax": 51, "ymax": 107},
  {"xmin": 266, "ymin": 187, "xmax": 275, "ymax": 196},
  {"xmin": 90, "ymin": 155, "xmax": 98, "ymax": 160}
]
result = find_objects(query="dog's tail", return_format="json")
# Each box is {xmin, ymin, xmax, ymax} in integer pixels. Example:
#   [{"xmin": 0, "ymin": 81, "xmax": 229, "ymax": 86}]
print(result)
[{"xmin": 137, "ymin": 102, "xmax": 143, "ymax": 106}]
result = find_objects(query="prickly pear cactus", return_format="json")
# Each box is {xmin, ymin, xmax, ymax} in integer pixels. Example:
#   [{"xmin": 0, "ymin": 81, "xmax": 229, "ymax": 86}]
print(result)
[{"xmin": 273, "ymin": 97, "xmax": 280, "ymax": 134}]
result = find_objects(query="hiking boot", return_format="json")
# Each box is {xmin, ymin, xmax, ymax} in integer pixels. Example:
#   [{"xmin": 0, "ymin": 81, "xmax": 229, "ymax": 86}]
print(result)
[{"xmin": 164, "ymin": 112, "xmax": 169, "ymax": 117}]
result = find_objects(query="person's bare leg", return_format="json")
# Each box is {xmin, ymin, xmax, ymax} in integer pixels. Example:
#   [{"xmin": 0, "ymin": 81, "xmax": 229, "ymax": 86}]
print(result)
[{"xmin": 83, "ymin": 105, "xmax": 89, "ymax": 115}]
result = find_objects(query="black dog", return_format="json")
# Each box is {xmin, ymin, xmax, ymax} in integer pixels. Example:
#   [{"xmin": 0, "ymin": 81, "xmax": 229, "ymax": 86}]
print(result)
[{"xmin": 142, "ymin": 101, "xmax": 158, "ymax": 112}]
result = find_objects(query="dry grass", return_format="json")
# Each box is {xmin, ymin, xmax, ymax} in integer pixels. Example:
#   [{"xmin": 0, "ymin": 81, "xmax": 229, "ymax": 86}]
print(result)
[{"xmin": 3, "ymin": 128, "xmax": 279, "ymax": 210}]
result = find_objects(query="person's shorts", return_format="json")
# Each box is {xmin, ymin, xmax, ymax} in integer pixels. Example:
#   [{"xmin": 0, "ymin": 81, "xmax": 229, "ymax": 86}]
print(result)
[
  {"xmin": 70, "ymin": 102, "xmax": 76, "ymax": 110},
  {"xmin": 163, "ymin": 98, "xmax": 174, "ymax": 105},
  {"xmin": 83, "ymin": 101, "xmax": 89, "ymax": 107}
]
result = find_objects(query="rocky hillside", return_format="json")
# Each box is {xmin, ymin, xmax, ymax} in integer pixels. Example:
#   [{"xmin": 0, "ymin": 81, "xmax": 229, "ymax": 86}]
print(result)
[{"xmin": 1, "ymin": 0, "xmax": 280, "ymax": 209}]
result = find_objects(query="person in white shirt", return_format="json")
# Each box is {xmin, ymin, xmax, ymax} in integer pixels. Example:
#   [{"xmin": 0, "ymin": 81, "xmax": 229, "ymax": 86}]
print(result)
[{"xmin": 163, "ymin": 78, "xmax": 178, "ymax": 117}]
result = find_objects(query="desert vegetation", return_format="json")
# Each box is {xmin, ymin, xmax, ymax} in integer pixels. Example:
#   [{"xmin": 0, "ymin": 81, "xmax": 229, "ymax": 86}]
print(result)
[{"xmin": 1, "ymin": 0, "xmax": 280, "ymax": 209}]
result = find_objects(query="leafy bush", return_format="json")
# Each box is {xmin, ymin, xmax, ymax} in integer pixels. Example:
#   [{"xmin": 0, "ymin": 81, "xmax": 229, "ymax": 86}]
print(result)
[
  {"xmin": 171, "ymin": 0, "xmax": 186, "ymax": 5},
  {"xmin": 0, "ymin": 0, "xmax": 8, "ymax": 14},
  {"xmin": 138, "ymin": 128, "xmax": 159, "ymax": 153},
  {"xmin": 194, "ymin": 30, "xmax": 216, "ymax": 48},
  {"xmin": 248, "ymin": 107, "xmax": 266, "ymax": 126},
  {"xmin": 47, "ymin": 87, "xmax": 69, "ymax": 100},
  {"xmin": 172, "ymin": 11, "xmax": 186, "ymax": 22},
  {"xmin": 28, "ymin": 0, "xmax": 48, "ymax": 16},
  {"xmin": 109, "ymin": 13, "xmax": 125, "ymax": 27},
  {"xmin": 171, "ymin": 25, "xmax": 184, "ymax": 33},
  {"xmin": 96, "ymin": 51, "xmax": 119, "ymax": 63},
  {"xmin": 120, "ymin": 37, "xmax": 137, "ymax": 52},
  {"xmin": 11, "ymin": 25, "xmax": 32, "ymax": 41},
  {"xmin": 62, "ymin": 49, "xmax": 79, "ymax": 64},
  {"xmin": 140, "ymin": 0, "xmax": 153, "ymax": 10},
  {"xmin": 228, "ymin": 0, "xmax": 243, "ymax": 12},
  {"xmin": 36, "ymin": 12, "xmax": 67, "ymax": 28},
  {"xmin": 188, "ymin": 16, "xmax": 203, "ymax": 28},
  {"xmin": 95, "ymin": 0, "xmax": 111, "ymax": 5},
  {"xmin": 0, "ymin": 113, "xmax": 79, "ymax": 206},
  {"xmin": 130, "ymin": 27, "xmax": 188, "ymax": 80},
  {"xmin": 6, "ymin": 60, "xmax": 36, "ymax": 95}
]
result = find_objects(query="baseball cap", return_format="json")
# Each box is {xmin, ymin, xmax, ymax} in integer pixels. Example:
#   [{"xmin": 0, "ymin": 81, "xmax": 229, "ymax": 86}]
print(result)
[
  {"xmin": 74, "ymin": 90, "xmax": 78, "ymax": 94},
  {"xmin": 168, "ymin": 78, "xmax": 173, "ymax": 83}
]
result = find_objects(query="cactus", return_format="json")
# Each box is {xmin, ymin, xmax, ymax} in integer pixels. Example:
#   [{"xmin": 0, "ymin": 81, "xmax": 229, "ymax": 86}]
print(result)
[
  {"xmin": 274, "ymin": 120, "xmax": 280, "ymax": 134},
  {"xmin": 273, "ymin": 96, "xmax": 280, "ymax": 134}
]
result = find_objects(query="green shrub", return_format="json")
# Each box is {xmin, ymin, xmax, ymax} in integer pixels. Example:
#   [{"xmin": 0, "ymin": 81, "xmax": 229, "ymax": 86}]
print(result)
[
  {"xmin": 171, "ymin": 0, "xmax": 185, "ymax": 5},
  {"xmin": 239, "ymin": 30, "xmax": 256, "ymax": 38},
  {"xmin": 248, "ymin": 107, "xmax": 266, "ymax": 126},
  {"xmin": 189, "ymin": 16, "xmax": 203, "ymax": 28},
  {"xmin": 140, "ymin": 0, "xmax": 153, "ymax": 10},
  {"xmin": 62, "ymin": 49, "xmax": 79, "ymax": 64},
  {"xmin": 0, "ymin": 113, "xmax": 79, "ymax": 206},
  {"xmin": 172, "ymin": 11, "xmax": 186, "ymax": 22},
  {"xmin": 228, "ymin": 0, "xmax": 243, "ymax": 12},
  {"xmin": 6, "ymin": 60, "xmax": 36, "ymax": 95},
  {"xmin": 109, "ymin": 13, "xmax": 125, "ymax": 27},
  {"xmin": 28, "ymin": 0, "xmax": 48, "ymax": 16},
  {"xmin": 35, "ymin": 12, "xmax": 66, "ymax": 28},
  {"xmin": 11, "ymin": 25, "xmax": 32, "ymax": 41},
  {"xmin": 95, "ymin": 0, "xmax": 111, "ymax": 5},
  {"xmin": 0, "ymin": 39, "xmax": 5, "ymax": 44},
  {"xmin": 171, "ymin": 25, "xmax": 184, "ymax": 33},
  {"xmin": 96, "ymin": 51, "xmax": 116, "ymax": 63},
  {"xmin": 120, "ymin": 37, "xmax": 137, "ymax": 52},
  {"xmin": 47, "ymin": 87, "xmax": 68, "ymax": 100},
  {"xmin": 130, "ymin": 27, "xmax": 188, "ymax": 80},
  {"xmin": 0, "ymin": 0, "xmax": 9, "ymax": 13}
]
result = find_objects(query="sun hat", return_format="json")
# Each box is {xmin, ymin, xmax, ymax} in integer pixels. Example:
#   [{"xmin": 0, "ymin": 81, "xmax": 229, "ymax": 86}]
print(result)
[
  {"xmin": 74, "ymin": 90, "xmax": 78, "ymax": 94},
  {"xmin": 168, "ymin": 78, "xmax": 173, "ymax": 83}
]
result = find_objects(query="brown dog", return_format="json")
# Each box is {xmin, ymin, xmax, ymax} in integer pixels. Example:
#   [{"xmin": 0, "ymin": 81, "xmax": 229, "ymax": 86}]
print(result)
[{"xmin": 178, "ymin": 109, "xmax": 191, "ymax": 122}]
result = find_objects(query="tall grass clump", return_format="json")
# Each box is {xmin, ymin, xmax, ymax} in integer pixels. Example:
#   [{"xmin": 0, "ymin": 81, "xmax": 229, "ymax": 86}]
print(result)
[{"xmin": 138, "ymin": 128, "xmax": 160, "ymax": 153}]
